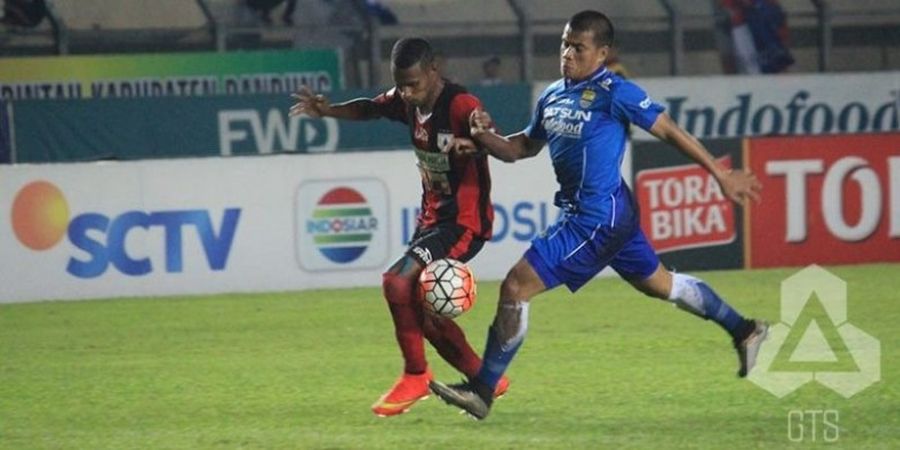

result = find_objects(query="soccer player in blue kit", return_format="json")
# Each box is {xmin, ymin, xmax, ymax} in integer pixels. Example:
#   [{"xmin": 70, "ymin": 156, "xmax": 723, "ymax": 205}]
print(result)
[{"xmin": 431, "ymin": 10, "xmax": 769, "ymax": 420}]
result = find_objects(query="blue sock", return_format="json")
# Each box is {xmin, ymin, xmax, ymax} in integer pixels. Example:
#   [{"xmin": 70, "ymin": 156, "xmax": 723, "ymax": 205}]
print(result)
[
  {"xmin": 475, "ymin": 325, "xmax": 523, "ymax": 389},
  {"xmin": 694, "ymin": 281, "xmax": 745, "ymax": 336},
  {"xmin": 671, "ymin": 273, "xmax": 749, "ymax": 339}
]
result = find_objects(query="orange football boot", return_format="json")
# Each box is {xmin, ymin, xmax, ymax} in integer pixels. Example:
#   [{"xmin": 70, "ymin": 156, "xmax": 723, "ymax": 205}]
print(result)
[
  {"xmin": 371, "ymin": 369, "xmax": 433, "ymax": 417},
  {"xmin": 493, "ymin": 375, "xmax": 510, "ymax": 398}
]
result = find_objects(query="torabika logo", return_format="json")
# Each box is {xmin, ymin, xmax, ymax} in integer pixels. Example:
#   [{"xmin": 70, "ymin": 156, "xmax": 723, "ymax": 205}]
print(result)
[{"xmin": 307, "ymin": 187, "xmax": 378, "ymax": 263}]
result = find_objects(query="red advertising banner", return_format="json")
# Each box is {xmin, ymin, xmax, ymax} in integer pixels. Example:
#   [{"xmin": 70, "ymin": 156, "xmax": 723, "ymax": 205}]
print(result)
[
  {"xmin": 636, "ymin": 156, "xmax": 736, "ymax": 254},
  {"xmin": 746, "ymin": 133, "xmax": 900, "ymax": 268}
]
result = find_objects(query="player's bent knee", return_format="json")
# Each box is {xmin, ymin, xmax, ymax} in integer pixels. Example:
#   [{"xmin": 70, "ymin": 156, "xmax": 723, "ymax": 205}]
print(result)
[
  {"xmin": 421, "ymin": 314, "xmax": 439, "ymax": 339},
  {"xmin": 500, "ymin": 261, "xmax": 540, "ymax": 300},
  {"xmin": 635, "ymin": 285, "xmax": 658, "ymax": 299},
  {"xmin": 630, "ymin": 269, "xmax": 672, "ymax": 300},
  {"xmin": 641, "ymin": 283, "xmax": 668, "ymax": 300},
  {"xmin": 382, "ymin": 272, "xmax": 415, "ymax": 305}
]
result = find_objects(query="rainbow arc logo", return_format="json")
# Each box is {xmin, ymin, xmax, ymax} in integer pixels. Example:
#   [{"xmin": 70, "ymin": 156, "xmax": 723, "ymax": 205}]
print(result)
[
  {"xmin": 296, "ymin": 179, "xmax": 389, "ymax": 271},
  {"xmin": 308, "ymin": 187, "xmax": 377, "ymax": 263}
]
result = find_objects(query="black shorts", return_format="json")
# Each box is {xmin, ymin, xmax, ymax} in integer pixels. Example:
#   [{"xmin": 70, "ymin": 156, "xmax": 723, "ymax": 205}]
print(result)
[{"xmin": 405, "ymin": 224, "xmax": 486, "ymax": 266}]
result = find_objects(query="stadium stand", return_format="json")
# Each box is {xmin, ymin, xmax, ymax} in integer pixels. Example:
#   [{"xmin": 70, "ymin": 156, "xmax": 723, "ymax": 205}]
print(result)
[
  {"xmin": 0, "ymin": 0, "xmax": 57, "ymax": 55},
  {"xmin": 0, "ymin": 0, "xmax": 897, "ymax": 83},
  {"xmin": 53, "ymin": 0, "xmax": 206, "ymax": 30}
]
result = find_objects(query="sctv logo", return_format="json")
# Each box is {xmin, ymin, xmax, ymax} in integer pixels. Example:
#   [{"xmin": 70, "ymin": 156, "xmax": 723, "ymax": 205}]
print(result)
[{"xmin": 11, "ymin": 181, "xmax": 241, "ymax": 279}]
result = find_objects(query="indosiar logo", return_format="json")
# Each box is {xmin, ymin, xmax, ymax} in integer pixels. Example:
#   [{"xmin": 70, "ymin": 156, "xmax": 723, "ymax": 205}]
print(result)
[
  {"xmin": 11, "ymin": 180, "xmax": 241, "ymax": 279},
  {"xmin": 308, "ymin": 187, "xmax": 377, "ymax": 263},
  {"xmin": 295, "ymin": 179, "xmax": 389, "ymax": 271}
]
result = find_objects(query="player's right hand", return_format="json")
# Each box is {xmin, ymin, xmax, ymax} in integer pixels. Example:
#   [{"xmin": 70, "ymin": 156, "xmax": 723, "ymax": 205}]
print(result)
[
  {"xmin": 290, "ymin": 86, "xmax": 330, "ymax": 118},
  {"xmin": 469, "ymin": 108, "xmax": 494, "ymax": 137},
  {"xmin": 719, "ymin": 169, "xmax": 762, "ymax": 205}
]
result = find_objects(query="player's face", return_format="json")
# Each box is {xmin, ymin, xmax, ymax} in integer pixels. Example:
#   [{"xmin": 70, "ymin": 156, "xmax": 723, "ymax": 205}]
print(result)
[
  {"xmin": 392, "ymin": 61, "xmax": 439, "ymax": 108},
  {"xmin": 560, "ymin": 25, "xmax": 609, "ymax": 81}
]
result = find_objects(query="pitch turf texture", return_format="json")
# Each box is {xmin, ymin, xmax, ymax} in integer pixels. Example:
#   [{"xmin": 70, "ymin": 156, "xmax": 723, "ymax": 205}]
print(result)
[{"xmin": 2, "ymin": 264, "xmax": 897, "ymax": 449}]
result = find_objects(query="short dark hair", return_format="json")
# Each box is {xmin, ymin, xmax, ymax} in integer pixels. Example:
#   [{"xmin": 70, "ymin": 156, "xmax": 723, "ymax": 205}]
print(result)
[
  {"xmin": 391, "ymin": 38, "xmax": 435, "ymax": 70},
  {"xmin": 568, "ymin": 10, "xmax": 614, "ymax": 48}
]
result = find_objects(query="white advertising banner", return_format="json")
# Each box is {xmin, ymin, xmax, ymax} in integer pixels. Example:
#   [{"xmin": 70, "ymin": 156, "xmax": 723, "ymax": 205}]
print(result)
[
  {"xmin": 533, "ymin": 71, "xmax": 900, "ymax": 141},
  {"xmin": 0, "ymin": 150, "xmax": 558, "ymax": 303}
]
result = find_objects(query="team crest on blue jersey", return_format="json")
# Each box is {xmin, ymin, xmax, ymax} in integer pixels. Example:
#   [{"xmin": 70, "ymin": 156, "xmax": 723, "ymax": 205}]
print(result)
[{"xmin": 579, "ymin": 89, "xmax": 596, "ymax": 109}]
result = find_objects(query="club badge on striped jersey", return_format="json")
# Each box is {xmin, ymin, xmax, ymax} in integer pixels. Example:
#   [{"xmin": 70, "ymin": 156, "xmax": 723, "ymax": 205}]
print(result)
[{"xmin": 437, "ymin": 132, "xmax": 453, "ymax": 152}]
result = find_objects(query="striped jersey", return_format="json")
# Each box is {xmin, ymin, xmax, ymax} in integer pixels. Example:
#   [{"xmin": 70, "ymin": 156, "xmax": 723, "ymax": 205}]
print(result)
[{"xmin": 374, "ymin": 81, "xmax": 494, "ymax": 239}]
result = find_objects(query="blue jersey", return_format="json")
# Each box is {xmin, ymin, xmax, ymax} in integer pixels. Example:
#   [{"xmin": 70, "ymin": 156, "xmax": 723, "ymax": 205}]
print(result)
[{"xmin": 524, "ymin": 67, "xmax": 664, "ymax": 225}]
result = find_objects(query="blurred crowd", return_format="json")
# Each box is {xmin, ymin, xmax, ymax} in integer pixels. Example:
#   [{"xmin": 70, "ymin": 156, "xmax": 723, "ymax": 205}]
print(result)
[
  {"xmin": 244, "ymin": 0, "xmax": 396, "ymax": 27},
  {"xmin": 1, "ymin": 0, "xmax": 46, "ymax": 28},
  {"xmin": 716, "ymin": 0, "xmax": 794, "ymax": 74},
  {"xmin": 0, "ymin": 0, "xmax": 795, "ymax": 80}
]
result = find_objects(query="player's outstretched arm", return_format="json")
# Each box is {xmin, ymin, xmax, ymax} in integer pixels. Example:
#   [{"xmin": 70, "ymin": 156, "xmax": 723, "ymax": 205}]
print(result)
[
  {"xmin": 289, "ymin": 86, "xmax": 382, "ymax": 121},
  {"xmin": 650, "ymin": 112, "xmax": 761, "ymax": 205},
  {"xmin": 468, "ymin": 108, "xmax": 544, "ymax": 163}
]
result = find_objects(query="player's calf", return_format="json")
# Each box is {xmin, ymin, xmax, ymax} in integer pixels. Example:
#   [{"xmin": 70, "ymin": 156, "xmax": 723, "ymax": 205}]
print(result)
[{"xmin": 668, "ymin": 273, "xmax": 758, "ymax": 341}]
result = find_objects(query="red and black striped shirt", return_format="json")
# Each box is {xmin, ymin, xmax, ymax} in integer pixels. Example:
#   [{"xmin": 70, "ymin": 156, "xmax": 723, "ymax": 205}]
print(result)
[{"xmin": 373, "ymin": 82, "xmax": 494, "ymax": 240}]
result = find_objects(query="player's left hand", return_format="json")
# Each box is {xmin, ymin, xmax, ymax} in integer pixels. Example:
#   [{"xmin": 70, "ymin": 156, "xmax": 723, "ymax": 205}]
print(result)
[
  {"xmin": 443, "ymin": 137, "xmax": 478, "ymax": 155},
  {"xmin": 719, "ymin": 169, "xmax": 762, "ymax": 205}
]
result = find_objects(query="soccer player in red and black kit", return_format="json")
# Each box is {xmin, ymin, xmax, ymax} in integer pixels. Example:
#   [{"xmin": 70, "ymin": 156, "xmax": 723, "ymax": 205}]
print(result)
[{"xmin": 290, "ymin": 37, "xmax": 509, "ymax": 417}]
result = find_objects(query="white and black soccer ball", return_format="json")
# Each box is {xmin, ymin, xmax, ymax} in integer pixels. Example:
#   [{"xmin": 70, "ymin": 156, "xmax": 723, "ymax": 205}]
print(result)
[{"xmin": 418, "ymin": 258, "xmax": 476, "ymax": 319}]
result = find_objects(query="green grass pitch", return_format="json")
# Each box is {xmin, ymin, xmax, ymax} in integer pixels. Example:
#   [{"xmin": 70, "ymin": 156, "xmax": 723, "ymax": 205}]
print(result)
[{"xmin": 2, "ymin": 264, "xmax": 898, "ymax": 449}]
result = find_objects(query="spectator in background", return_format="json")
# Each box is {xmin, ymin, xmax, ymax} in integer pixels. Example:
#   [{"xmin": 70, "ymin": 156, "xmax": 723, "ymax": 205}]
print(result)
[
  {"xmin": 282, "ymin": 0, "xmax": 297, "ymax": 25},
  {"xmin": 1, "ymin": 0, "xmax": 46, "ymax": 28},
  {"xmin": 718, "ymin": 0, "xmax": 794, "ymax": 74},
  {"xmin": 245, "ymin": 0, "xmax": 296, "ymax": 26},
  {"xmin": 479, "ymin": 56, "xmax": 503, "ymax": 86},
  {"xmin": 365, "ymin": 0, "xmax": 397, "ymax": 25}
]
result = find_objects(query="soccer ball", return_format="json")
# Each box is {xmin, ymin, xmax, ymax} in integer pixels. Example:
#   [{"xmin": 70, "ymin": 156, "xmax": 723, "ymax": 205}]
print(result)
[{"xmin": 418, "ymin": 258, "xmax": 476, "ymax": 319}]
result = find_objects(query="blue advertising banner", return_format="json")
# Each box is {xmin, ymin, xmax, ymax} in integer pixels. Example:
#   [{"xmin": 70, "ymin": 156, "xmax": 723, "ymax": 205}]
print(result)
[{"xmin": 9, "ymin": 84, "xmax": 531, "ymax": 163}]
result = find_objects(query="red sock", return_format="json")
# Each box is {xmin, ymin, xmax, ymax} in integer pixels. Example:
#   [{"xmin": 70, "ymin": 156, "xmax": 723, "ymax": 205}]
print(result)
[
  {"xmin": 382, "ymin": 273, "xmax": 427, "ymax": 374},
  {"xmin": 422, "ymin": 315, "xmax": 483, "ymax": 377}
]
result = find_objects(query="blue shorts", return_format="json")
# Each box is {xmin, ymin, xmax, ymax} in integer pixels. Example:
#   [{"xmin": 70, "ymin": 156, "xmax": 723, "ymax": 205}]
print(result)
[{"xmin": 525, "ymin": 208, "xmax": 659, "ymax": 293}]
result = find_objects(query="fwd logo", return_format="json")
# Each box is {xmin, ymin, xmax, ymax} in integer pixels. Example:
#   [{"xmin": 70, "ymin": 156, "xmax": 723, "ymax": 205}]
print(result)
[{"xmin": 218, "ymin": 109, "xmax": 338, "ymax": 155}]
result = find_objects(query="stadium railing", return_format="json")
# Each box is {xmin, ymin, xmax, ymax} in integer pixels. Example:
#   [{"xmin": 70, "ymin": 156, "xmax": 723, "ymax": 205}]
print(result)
[{"xmin": 0, "ymin": 0, "xmax": 897, "ymax": 86}]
